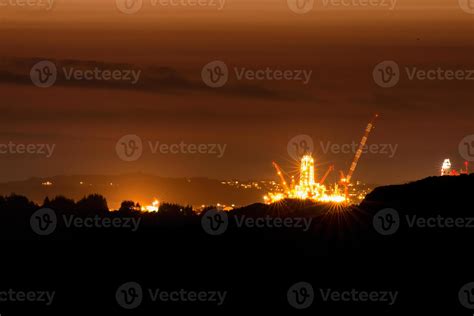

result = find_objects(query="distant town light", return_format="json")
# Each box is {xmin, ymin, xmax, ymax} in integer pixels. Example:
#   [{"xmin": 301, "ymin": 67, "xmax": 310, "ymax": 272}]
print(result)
[{"xmin": 141, "ymin": 199, "xmax": 159, "ymax": 212}]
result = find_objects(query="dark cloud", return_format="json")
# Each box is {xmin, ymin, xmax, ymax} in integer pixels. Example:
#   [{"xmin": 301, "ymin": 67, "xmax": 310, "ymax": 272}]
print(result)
[{"xmin": 0, "ymin": 57, "xmax": 312, "ymax": 101}]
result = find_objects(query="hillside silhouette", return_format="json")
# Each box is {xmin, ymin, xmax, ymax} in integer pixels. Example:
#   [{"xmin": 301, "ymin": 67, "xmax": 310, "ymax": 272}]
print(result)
[
  {"xmin": 0, "ymin": 174, "xmax": 266, "ymax": 209},
  {"xmin": 360, "ymin": 174, "xmax": 474, "ymax": 216},
  {"xmin": 0, "ymin": 175, "xmax": 472, "ymax": 259}
]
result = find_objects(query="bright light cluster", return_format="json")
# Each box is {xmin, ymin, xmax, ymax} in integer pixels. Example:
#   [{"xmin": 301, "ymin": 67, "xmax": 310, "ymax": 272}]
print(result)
[
  {"xmin": 266, "ymin": 155, "xmax": 347, "ymax": 204},
  {"xmin": 441, "ymin": 159, "xmax": 452, "ymax": 176},
  {"xmin": 141, "ymin": 199, "xmax": 160, "ymax": 212},
  {"xmin": 264, "ymin": 193, "xmax": 285, "ymax": 203}
]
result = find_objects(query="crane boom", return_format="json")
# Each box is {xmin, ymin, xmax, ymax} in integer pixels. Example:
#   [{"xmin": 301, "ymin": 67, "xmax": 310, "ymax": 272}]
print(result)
[
  {"xmin": 346, "ymin": 114, "xmax": 379, "ymax": 184},
  {"xmin": 319, "ymin": 165, "xmax": 334, "ymax": 184},
  {"xmin": 272, "ymin": 162, "xmax": 290, "ymax": 193}
]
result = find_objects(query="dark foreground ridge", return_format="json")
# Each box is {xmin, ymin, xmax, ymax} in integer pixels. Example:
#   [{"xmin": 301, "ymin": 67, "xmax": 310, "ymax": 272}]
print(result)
[
  {"xmin": 1, "ymin": 175, "xmax": 474, "ymax": 314},
  {"xmin": 0, "ymin": 174, "xmax": 473, "ymax": 256}
]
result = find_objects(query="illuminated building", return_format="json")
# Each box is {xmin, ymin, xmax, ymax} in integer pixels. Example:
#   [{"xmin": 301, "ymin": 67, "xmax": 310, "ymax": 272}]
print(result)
[
  {"xmin": 441, "ymin": 159, "xmax": 452, "ymax": 176},
  {"xmin": 267, "ymin": 154, "xmax": 347, "ymax": 204},
  {"xmin": 440, "ymin": 159, "xmax": 469, "ymax": 176}
]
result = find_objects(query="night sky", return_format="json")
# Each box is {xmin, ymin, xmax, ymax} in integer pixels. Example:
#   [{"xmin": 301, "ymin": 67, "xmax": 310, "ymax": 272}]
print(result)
[{"xmin": 1, "ymin": 0, "xmax": 473, "ymax": 185}]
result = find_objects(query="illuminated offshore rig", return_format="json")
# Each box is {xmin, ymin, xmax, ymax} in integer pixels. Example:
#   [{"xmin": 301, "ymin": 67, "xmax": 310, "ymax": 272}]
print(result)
[
  {"xmin": 265, "ymin": 114, "xmax": 379, "ymax": 205},
  {"xmin": 265, "ymin": 154, "xmax": 347, "ymax": 204}
]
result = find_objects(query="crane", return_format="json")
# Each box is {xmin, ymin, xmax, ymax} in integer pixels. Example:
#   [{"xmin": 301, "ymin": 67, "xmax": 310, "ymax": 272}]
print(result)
[
  {"xmin": 319, "ymin": 165, "xmax": 334, "ymax": 184},
  {"xmin": 339, "ymin": 170, "xmax": 346, "ymax": 183},
  {"xmin": 343, "ymin": 113, "xmax": 379, "ymax": 196},
  {"xmin": 272, "ymin": 161, "xmax": 290, "ymax": 194}
]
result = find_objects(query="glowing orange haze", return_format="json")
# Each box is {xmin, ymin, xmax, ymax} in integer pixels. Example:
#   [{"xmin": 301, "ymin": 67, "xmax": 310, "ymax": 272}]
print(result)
[{"xmin": 0, "ymin": 0, "xmax": 473, "ymax": 185}]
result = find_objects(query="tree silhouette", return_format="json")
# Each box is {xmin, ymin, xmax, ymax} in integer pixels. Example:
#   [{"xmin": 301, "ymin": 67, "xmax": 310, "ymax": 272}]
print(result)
[
  {"xmin": 42, "ymin": 196, "xmax": 51, "ymax": 208},
  {"xmin": 0, "ymin": 194, "xmax": 39, "ymax": 238},
  {"xmin": 76, "ymin": 194, "xmax": 109, "ymax": 216},
  {"xmin": 157, "ymin": 203, "xmax": 194, "ymax": 219},
  {"xmin": 48, "ymin": 196, "xmax": 76, "ymax": 215},
  {"xmin": 118, "ymin": 200, "xmax": 140, "ymax": 215}
]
